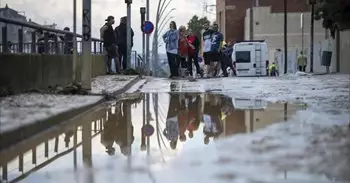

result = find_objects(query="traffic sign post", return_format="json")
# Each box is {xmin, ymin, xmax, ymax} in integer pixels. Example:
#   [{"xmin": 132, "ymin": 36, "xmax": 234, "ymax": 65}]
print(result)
[
  {"xmin": 142, "ymin": 124, "xmax": 154, "ymax": 137},
  {"xmin": 140, "ymin": 7, "xmax": 146, "ymax": 73},
  {"xmin": 143, "ymin": 21, "xmax": 154, "ymax": 35}
]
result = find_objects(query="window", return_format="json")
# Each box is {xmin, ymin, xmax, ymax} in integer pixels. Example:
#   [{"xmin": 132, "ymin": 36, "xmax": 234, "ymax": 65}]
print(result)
[{"xmin": 236, "ymin": 51, "xmax": 251, "ymax": 63}]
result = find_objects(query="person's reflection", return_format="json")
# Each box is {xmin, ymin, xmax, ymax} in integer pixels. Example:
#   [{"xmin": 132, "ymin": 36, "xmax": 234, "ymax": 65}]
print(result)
[
  {"xmin": 101, "ymin": 103, "xmax": 119, "ymax": 155},
  {"xmin": 220, "ymin": 95, "xmax": 234, "ymax": 122},
  {"xmin": 185, "ymin": 93, "xmax": 202, "ymax": 139},
  {"xmin": 203, "ymin": 94, "xmax": 223, "ymax": 145},
  {"xmin": 64, "ymin": 129, "xmax": 74, "ymax": 147},
  {"xmin": 170, "ymin": 81, "xmax": 178, "ymax": 92},
  {"xmin": 115, "ymin": 101, "xmax": 135, "ymax": 156},
  {"xmin": 178, "ymin": 94, "xmax": 188, "ymax": 142},
  {"xmin": 163, "ymin": 93, "xmax": 180, "ymax": 149}
]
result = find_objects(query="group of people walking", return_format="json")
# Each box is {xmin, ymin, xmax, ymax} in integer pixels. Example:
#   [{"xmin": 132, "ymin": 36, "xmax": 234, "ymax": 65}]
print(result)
[
  {"xmin": 100, "ymin": 15, "xmax": 134, "ymax": 74},
  {"xmin": 163, "ymin": 21, "xmax": 235, "ymax": 79}
]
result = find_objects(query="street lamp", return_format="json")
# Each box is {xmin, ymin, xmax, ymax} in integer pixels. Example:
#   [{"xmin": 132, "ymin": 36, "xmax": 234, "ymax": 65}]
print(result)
[
  {"xmin": 159, "ymin": 8, "xmax": 175, "ymax": 27},
  {"xmin": 308, "ymin": 0, "xmax": 316, "ymax": 73},
  {"xmin": 140, "ymin": 7, "xmax": 146, "ymax": 72},
  {"xmin": 158, "ymin": 15, "xmax": 174, "ymax": 33},
  {"xmin": 159, "ymin": 0, "xmax": 173, "ymax": 19},
  {"xmin": 283, "ymin": 0, "xmax": 287, "ymax": 74},
  {"xmin": 158, "ymin": 16, "xmax": 174, "ymax": 43},
  {"xmin": 152, "ymin": 0, "xmax": 174, "ymax": 76}
]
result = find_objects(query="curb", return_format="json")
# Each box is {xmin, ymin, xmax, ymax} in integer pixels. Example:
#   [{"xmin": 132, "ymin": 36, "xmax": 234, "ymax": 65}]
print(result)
[{"xmin": 0, "ymin": 75, "xmax": 141, "ymax": 151}]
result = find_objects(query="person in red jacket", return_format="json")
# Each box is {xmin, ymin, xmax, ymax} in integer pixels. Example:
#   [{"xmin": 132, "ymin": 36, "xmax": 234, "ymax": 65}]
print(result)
[
  {"xmin": 187, "ymin": 29, "xmax": 203, "ymax": 77},
  {"xmin": 178, "ymin": 26, "xmax": 189, "ymax": 77}
]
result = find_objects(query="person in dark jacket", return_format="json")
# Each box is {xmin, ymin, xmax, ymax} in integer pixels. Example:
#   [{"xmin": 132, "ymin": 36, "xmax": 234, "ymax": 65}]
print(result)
[
  {"xmin": 221, "ymin": 41, "xmax": 234, "ymax": 77},
  {"xmin": 115, "ymin": 16, "xmax": 134, "ymax": 71},
  {"xmin": 60, "ymin": 27, "xmax": 73, "ymax": 54},
  {"xmin": 187, "ymin": 29, "xmax": 203, "ymax": 77},
  {"xmin": 100, "ymin": 16, "xmax": 120, "ymax": 74}
]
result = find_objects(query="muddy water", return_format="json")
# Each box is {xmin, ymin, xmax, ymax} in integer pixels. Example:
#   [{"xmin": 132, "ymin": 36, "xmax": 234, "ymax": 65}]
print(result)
[{"xmin": 0, "ymin": 92, "xmax": 305, "ymax": 183}]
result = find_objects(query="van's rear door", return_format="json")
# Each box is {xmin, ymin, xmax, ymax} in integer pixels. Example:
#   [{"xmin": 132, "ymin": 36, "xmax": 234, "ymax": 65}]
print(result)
[{"xmin": 235, "ymin": 45, "xmax": 255, "ymax": 76}]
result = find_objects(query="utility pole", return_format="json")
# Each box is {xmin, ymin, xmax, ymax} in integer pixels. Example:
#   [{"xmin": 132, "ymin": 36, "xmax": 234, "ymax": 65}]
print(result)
[
  {"xmin": 284, "ymin": 0, "xmax": 288, "ymax": 74},
  {"xmin": 249, "ymin": 0, "xmax": 258, "ymax": 40},
  {"xmin": 73, "ymin": 0, "xmax": 77, "ymax": 81},
  {"xmin": 82, "ymin": 0, "xmax": 92, "ymax": 89},
  {"xmin": 126, "ymin": 0, "xmax": 132, "ymax": 69},
  {"xmin": 140, "ymin": 7, "xmax": 146, "ymax": 73},
  {"xmin": 146, "ymin": 0, "xmax": 150, "ymax": 75},
  {"xmin": 146, "ymin": 93, "xmax": 150, "ymax": 155},
  {"xmin": 309, "ymin": 0, "xmax": 316, "ymax": 73},
  {"xmin": 301, "ymin": 13, "xmax": 304, "ymax": 53}
]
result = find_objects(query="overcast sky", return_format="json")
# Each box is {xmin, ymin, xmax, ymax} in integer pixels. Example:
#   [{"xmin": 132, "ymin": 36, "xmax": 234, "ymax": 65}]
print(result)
[{"xmin": 2, "ymin": 0, "xmax": 215, "ymax": 53}]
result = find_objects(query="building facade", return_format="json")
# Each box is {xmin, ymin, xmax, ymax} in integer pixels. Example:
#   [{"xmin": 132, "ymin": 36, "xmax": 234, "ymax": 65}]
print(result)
[
  {"xmin": 216, "ymin": 0, "xmax": 310, "ymax": 43},
  {"xmin": 0, "ymin": 4, "xmax": 28, "ymax": 43},
  {"xmin": 0, "ymin": 4, "xmax": 57, "ymax": 42}
]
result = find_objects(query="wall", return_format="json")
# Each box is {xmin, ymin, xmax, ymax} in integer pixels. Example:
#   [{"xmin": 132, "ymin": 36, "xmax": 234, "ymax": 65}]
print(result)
[
  {"xmin": 245, "ymin": 6, "xmax": 332, "ymax": 73},
  {"xmin": 335, "ymin": 30, "xmax": 350, "ymax": 74},
  {"xmin": 216, "ymin": 0, "xmax": 310, "ymax": 43},
  {"xmin": 0, "ymin": 54, "xmax": 105, "ymax": 92},
  {"xmin": 216, "ymin": 0, "xmax": 226, "ymax": 39}
]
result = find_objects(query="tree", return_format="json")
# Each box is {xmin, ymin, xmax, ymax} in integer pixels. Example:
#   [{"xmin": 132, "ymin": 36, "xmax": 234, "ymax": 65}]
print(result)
[
  {"xmin": 314, "ymin": 0, "xmax": 350, "ymax": 38},
  {"xmin": 187, "ymin": 15, "xmax": 211, "ymax": 39}
]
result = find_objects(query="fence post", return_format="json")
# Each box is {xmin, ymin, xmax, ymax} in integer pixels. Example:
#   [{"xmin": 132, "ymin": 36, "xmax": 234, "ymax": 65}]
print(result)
[
  {"xmin": 54, "ymin": 35, "xmax": 59, "ymax": 54},
  {"xmin": 2, "ymin": 26, "xmax": 8, "ymax": 53},
  {"xmin": 31, "ymin": 31, "xmax": 36, "ymax": 53},
  {"xmin": 99, "ymin": 41, "xmax": 103, "ymax": 54},
  {"xmin": 44, "ymin": 32, "xmax": 49, "ymax": 54},
  {"xmin": 18, "ymin": 28, "xmax": 24, "ymax": 53},
  {"xmin": 93, "ymin": 41, "xmax": 97, "ymax": 54}
]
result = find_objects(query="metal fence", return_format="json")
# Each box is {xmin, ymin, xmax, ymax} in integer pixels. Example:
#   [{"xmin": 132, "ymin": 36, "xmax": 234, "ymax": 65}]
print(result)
[{"xmin": 0, "ymin": 16, "xmax": 103, "ymax": 54}]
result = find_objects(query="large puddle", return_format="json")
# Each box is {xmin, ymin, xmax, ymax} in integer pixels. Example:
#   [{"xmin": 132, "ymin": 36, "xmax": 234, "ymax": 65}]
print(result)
[{"xmin": 0, "ymin": 92, "xmax": 305, "ymax": 183}]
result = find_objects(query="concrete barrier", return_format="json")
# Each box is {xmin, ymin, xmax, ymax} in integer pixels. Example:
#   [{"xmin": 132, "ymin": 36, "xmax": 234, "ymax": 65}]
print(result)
[{"xmin": 0, "ymin": 54, "xmax": 105, "ymax": 92}]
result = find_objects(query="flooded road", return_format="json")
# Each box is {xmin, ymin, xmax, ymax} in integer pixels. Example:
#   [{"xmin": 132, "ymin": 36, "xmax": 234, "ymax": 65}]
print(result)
[{"xmin": 0, "ymin": 92, "xmax": 305, "ymax": 183}]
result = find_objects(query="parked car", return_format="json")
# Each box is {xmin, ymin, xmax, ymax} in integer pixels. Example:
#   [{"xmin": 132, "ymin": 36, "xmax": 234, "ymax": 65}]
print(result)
[{"xmin": 232, "ymin": 40, "xmax": 269, "ymax": 77}]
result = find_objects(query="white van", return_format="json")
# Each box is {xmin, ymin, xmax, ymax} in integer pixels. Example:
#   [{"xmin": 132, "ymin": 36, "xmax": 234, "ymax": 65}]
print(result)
[{"xmin": 232, "ymin": 41, "xmax": 269, "ymax": 77}]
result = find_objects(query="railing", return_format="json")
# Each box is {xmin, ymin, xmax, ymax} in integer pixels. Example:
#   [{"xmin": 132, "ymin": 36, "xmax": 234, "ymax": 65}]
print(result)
[
  {"xmin": 0, "ymin": 108, "xmax": 107, "ymax": 183},
  {"xmin": 0, "ymin": 41, "xmax": 104, "ymax": 55},
  {"xmin": 0, "ymin": 16, "xmax": 103, "ymax": 54}
]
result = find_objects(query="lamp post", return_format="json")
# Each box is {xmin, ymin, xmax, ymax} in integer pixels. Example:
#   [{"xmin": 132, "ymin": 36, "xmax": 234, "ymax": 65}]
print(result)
[
  {"xmin": 152, "ymin": 0, "xmax": 173, "ymax": 76},
  {"xmin": 159, "ymin": 0, "xmax": 173, "ymax": 19},
  {"xmin": 82, "ymin": 0, "xmax": 92, "ymax": 89},
  {"xmin": 308, "ymin": 0, "xmax": 316, "ymax": 73},
  {"xmin": 158, "ymin": 9, "xmax": 175, "ymax": 29},
  {"xmin": 300, "ymin": 13, "xmax": 304, "ymax": 53},
  {"xmin": 157, "ymin": 16, "xmax": 174, "ymax": 43},
  {"xmin": 140, "ymin": 7, "xmax": 146, "ymax": 71},
  {"xmin": 284, "ymin": 0, "xmax": 288, "ymax": 74},
  {"xmin": 151, "ymin": 0, "xmax": 163, "ymax": 76},
  {"xmin": 146, "ymin": 0, "xmax": 150, "ymax": 75},
  {"xmin": 125, "ymin": 0, "xmax": 132, "ymax": 69},
  {"xmin": 73, "ymin": 0, "xmax": 77, "ymax": 81}
]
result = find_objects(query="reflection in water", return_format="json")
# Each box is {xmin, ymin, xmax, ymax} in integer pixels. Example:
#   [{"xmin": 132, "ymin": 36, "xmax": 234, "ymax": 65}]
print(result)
[
  {"xmin": 163, "ymin": 93, "xmax": 180, "ymax": 149},
  {"xmin": 0, "ymin": 92, "xmax": 304, "ymax": 183},
  {"xmin": 101, "ymin": 101, "xmax": 137, "ymax": 156}
]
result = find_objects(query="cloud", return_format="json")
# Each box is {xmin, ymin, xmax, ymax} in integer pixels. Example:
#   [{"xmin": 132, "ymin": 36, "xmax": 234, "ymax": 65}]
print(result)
[{"xmin": 2, "ymin": 0, "xmax": 215, "ymax": 53}]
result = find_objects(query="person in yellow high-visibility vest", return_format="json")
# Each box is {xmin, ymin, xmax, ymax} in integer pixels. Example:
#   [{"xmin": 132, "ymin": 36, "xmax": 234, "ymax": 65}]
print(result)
[
  {"xmin": 297, "ymin": 51, "xmax": 307, "ymax": 72},
  {"xmin": 269, "ymin": 62, "xmax": 278, "ymax": 76}
]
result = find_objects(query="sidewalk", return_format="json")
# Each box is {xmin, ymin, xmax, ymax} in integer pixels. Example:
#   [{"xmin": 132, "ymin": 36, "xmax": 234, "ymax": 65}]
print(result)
[{"xmin": 0, "ymin": 75, "xmax": 139, "ymax": 148}]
